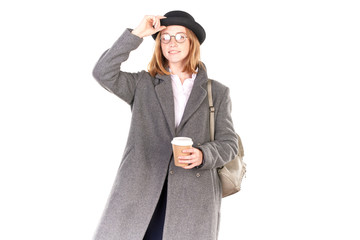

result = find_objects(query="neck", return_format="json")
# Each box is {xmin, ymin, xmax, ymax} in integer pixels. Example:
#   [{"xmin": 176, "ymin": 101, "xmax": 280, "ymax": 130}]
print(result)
[{"xmin": 169, "ymin": 63, "xmax": 192, "ymax": 84}]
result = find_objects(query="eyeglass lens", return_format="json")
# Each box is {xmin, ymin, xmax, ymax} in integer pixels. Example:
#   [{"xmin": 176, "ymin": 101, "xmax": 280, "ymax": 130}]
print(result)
[{"xmin": 161, "ymin": 33, "xmax": 187, "ymax": 43}]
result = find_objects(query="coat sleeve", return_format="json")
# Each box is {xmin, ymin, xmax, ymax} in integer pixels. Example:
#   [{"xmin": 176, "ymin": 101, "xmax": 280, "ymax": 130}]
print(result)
[
  {"xmin": 92, "ymin": 28, "xmax": 146, "ymax": 105},
  {"xmin": 198, "ymin": 87, "xmax": 239, "ymax": 170}
]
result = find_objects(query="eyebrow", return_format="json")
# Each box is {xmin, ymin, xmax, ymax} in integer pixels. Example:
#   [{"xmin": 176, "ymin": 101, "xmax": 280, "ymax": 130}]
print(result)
[{"xmin": 161, "ymin": 32, "xmax": 186, "ymax": 35}]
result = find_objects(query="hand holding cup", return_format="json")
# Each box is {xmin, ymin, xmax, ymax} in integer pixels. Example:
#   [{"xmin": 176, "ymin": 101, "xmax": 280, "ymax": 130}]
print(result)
[
  {"xmin": 171, "ymin": 137, "xmax": 203, "ymax": 169},
  {"xmin": 178, "ymin": 147, "xmax": 203, "ymax": 169}
]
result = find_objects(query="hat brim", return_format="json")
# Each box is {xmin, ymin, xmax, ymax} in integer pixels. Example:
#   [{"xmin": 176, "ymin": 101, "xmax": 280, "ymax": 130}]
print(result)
[{"xmin": 152, "ymin": 17, "xmax": 206, "ymax": 44}]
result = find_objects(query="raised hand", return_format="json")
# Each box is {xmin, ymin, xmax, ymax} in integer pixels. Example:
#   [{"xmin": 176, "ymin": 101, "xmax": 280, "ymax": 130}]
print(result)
[{"xmin": 132, "ymin": 15, "xmax": 167, "ymax": 38}]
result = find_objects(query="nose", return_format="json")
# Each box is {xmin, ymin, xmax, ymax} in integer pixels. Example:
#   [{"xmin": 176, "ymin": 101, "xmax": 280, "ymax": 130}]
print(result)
[{"xmin": 169, "ymin": 37, "xmax": 178, "ymax": 47}]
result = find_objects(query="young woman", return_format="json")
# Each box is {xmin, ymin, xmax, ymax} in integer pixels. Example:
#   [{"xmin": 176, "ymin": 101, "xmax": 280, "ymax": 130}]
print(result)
[{"xmin": 92, "ymin": 10, "xmax": 238, "ymax": 240}]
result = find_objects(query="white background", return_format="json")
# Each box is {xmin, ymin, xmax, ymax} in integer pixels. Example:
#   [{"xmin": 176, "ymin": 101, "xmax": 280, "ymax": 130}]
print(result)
[{"xmin": 1, "ymin": 0, "xmax": 359, "ymax": 239}]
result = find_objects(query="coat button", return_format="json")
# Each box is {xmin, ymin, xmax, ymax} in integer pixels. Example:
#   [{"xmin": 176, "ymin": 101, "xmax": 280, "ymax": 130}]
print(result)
[
  {"xmin": 169, "ymin": 170, "xmax": 174, "ymax": 175},
  {"xmin": 196, "ymin": 173, "xmax": 201, "ymax": 178}
]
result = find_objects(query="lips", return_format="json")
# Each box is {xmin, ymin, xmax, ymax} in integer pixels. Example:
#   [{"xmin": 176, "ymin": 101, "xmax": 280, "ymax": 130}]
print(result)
[{"xmin": 168, "ymin": 50, "xmax": 180, "ymax": 54}]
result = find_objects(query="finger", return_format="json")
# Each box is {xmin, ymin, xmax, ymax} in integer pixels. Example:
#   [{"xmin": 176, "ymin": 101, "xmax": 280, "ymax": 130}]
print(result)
[
  {"xmin": 156, "ymin": 19, "xmax": 163, "ymax": 29},
  {"xmin": 153, "ymin": 19, "xmax": 160, "ymax": 29},
  {"xmin": 183, "ymin": 162, "xmax": 200, "ymax": 169},
  {"xmin": 154, "ymin": 16, "xmax": 166, "ymax": 29},
  {"xmin": 178, "ymin": 154, "xmax": 197, "ymax": 160},
  {"xmin": 145, "ymin": 15, "xmax": 155, "ymax": 23},
  {"xmin": 158, "ymin": 26, "xmax": 167, "ymax": 31},
  {"xmin": 178, "ymin": 159, "xmax": 198, "ymax": 164},
  {"xmin": 157, "ymin": 15, "xmax": 167, "ymax": 19},
  {"xmin": 182, "ymin": 148, "xmax": 196, "ymax": 153},
  {"xmin": 183, "ymin": 165, "xmax": 194, "ymax": 169},
  {"xmin": 152, "ymin": 16, "xmax": 157, "ymax": 28},
  {"xmin": 151, "ymin": 26, "xmax": 166, "ymax": 35}
]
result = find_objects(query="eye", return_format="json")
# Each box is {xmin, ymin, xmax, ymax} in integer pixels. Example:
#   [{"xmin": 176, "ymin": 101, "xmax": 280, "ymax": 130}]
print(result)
[
  {"xmin": 161, "ymin": 34, "xmax": 171, "ymax": 42},
  {"xmin": 176, "ymin": 33, "xmax": 186, "ymax": 41}
]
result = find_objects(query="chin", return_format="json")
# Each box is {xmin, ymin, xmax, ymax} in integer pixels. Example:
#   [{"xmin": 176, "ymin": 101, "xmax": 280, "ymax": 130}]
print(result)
[{"xmin": 167, "ymin": 57, "xmax": 186, "ymax": 64}]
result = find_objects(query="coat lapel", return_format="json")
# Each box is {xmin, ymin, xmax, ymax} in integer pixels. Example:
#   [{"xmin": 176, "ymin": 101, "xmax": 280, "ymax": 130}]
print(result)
[
  {"xmin": 154, "ymin": 74, "xmax": 176, "ymax": 137},
  {"xmin": 176, "ymin": 68, "xmax": 208, "ymax": 134}
]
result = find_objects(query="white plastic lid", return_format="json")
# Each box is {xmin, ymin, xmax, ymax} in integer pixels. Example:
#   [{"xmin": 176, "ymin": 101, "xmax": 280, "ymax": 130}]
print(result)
[{"xmin": 171, "ymin": 137, "xmax": 193, "ymax": 146}]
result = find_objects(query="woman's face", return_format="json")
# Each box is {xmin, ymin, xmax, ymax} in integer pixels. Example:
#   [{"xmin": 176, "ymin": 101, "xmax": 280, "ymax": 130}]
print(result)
[{"xmin": 160, "ymin": 25, "xmax": 190, "ymax": 67}]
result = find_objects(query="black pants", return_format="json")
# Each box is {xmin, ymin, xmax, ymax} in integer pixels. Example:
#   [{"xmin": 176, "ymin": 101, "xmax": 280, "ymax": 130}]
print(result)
[{"xmin": 143, "ymin": 178, "xmax": 168, "ymax": 240}]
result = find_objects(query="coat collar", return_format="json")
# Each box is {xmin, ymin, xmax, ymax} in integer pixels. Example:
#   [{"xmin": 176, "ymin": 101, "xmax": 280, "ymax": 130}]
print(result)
[
  {"xmin": 154, "ymin": 73, "xmax": 176, "ymax": 136},
  {"xmin": 154, "ymin": 65, "xmax": 208, "ymax": 137}
]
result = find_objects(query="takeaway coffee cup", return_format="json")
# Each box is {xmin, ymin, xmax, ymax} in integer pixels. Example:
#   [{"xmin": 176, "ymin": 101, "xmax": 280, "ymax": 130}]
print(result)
[{"xmin": 171, "ymin": 137, "xmax": 193, "ymax": 167}]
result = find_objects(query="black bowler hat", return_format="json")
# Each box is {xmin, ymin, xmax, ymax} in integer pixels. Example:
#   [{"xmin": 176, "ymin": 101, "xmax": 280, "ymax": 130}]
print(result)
[{"xmin": 152, "ymin": 10, "xmax": 206, "ymax": 44}]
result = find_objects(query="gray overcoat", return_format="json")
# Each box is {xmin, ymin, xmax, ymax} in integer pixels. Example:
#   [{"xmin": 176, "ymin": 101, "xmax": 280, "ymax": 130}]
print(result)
[{"xmin": 92, "ymin": 29, "xmax": 238, "ymax": 240}]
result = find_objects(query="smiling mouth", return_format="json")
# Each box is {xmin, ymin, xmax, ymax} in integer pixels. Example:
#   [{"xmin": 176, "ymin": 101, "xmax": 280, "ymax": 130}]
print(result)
[{"xmin": 169, "ymin": 50, "xmax": 180, "ymax": 54}]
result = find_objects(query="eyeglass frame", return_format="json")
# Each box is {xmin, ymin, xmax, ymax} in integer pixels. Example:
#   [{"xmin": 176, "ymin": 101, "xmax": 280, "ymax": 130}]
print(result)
[{"xmin": 160, "ymin": 33, "xmax": 188, "ymax": 44}]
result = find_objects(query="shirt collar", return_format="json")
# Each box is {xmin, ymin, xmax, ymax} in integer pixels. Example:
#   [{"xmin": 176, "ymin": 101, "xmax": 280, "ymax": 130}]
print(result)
[{"xmin": 169, "ymin": 68, "xmax": 198, "ymax": 83}]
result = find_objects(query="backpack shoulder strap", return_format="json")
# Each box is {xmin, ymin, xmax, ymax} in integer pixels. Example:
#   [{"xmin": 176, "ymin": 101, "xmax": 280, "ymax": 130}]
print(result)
[{"xmin": 207, "ymin": 79, "xmax": 215, "ymax": 141}]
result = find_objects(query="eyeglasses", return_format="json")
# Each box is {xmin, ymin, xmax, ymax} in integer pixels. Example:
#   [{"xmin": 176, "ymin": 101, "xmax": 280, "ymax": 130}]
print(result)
[{"xmin": 160, "ymin": 33, "xmax": 188, "ymax": 44}]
